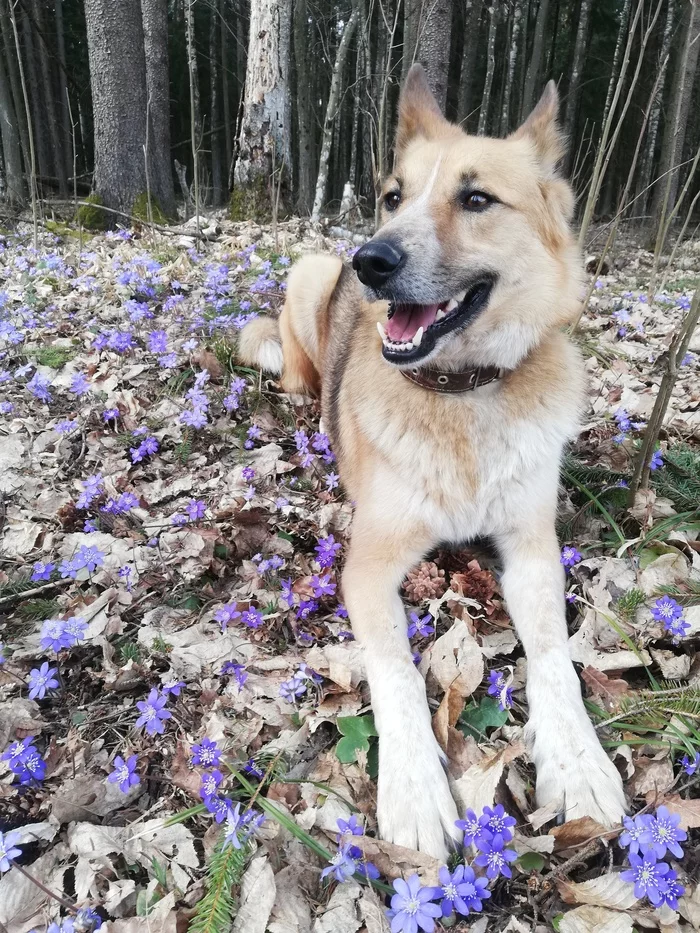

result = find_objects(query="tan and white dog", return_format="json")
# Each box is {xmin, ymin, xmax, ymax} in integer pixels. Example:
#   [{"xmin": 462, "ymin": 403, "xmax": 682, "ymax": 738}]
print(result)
[{"xmin": 240, "ymin": 65, "xmax": 626, "ymax": 860}]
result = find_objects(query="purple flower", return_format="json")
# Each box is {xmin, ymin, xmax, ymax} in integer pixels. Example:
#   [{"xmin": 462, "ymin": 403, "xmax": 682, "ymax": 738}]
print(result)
[
  {"xmin": 76, "ymin": 473, "xmax": 104, "ymax": 509},
  {"xmin": 651, "ymin": 595, "xmax": 683, "ymax": 624},
  {"xmin": 56, "ymin": 419, "xmax": 78, "ymax": 434},
  {"xmin": 681, "ymin": 751, "xmax": 700, "ymax": 776},
  {"xmin": 83, "ymin": 519, "xmax": 97, "ymax": 533},
  {"xmin": 241, "ymin": 607, "xmax": 263, "ymax": 629},
  {"xmin": 40, "ymin": 618, "xmax": 71, "ymax": 652},
  {"xmin": 456, "ymin": 808, "xmax": 483, "ymax": 846},
  {"xmin": 27, "ymin": 662, "xmax": 59, "ymax": 700},
  {"xmin": 666, "ymin": 616, "xmax": 690, "ymax": 639},
  {"xmin": 27, "ymin": 372, "xmax": 52, "ymax": 402},
  {"xmin": 388, "ymin": 874, "xmax": 442, "ymax": 933},
  {"xmin": 280, "ymin": 673, "xmax": 307, "ymax": 703},
  {"xmin": 487, "ymin": 670, "xmax": 513, "ymax": 711},
  {"xmin": 310, "ymin": 574, "xmax": 336, "ymax": 598},
  {"xmin": 619, "ymin": 814, "xmax": 653, "ymax": 855},
  {"xmin": 205, "ymin": 794, "xmax": 233, "ymax": 823},
  {"xmin": 296, "ymin": 598, "xmax": 319, "ymax": 620},
  {"xmin": 435, "ymin": 863, "xmax": 491, "ymax": 917},
  {"xmin": 181, "ymin": 408, "xmax": 208, "ymax": 428},
  {"xmin": 479, "ymin": 804, "xmax": 516, "ymax": 842},
  {"xmin": 620, "ymin": 850, "xmax": 670, "ymax": 905},
  {"xmin": 660, "ymin": 869, "xmax": 685, "ymax": 910},
  {"xmin": 650, "ymin": 449, "xmax": 663, "ymax": 471},
  {"xmin": 325, "ymin": 472, "xmax": 340, "ymax": 491},
  {"xmin": 280, "ymin": 579, "xmax": 295, "ymax": 607},
  {"xmin": 69, "ymin": 372, "xmax": 90, "ymax": 396},
  {"xmin": 102, "ymin": 407, "xmax": 120, "ymax": 422},
  {"xmin": 223, "ymin": 802, "xmax": 263, "ymax": 849},
  {"xmin": 108, "ymin": 754, "xmax": 140, "ymax": 793},
  {"xmin": 336, "ymin": 814, "xmax": 364, "ymax": 838},
  {"xmin": 315, "ymin": 534, "xmax": 341, "ymax": 569},
  {"xmin": 31, "ymin": 561, "xmax": 55, "ymax": 582},
  {"xmin": 200, "ymin": 769, "xmax": 223, "ymax": 800},
  {"xmin": 2, "ymin": 737, "xmax": 35, "ymax": 769},
  {"xmin": 148, "ymin": 330, "xmax": 168, "ymax": 353},
  {"xmin": 10, "ymin": 744, "xmax": 46, "ymax": 783},
  {"xmin": 242, "ymin": 466, "xmax": 255, "ymax": 481},
  {"xmin": 320, "ymin": 843, "xmax": 358, "ymax": 883},
  {"xmin": 185, "ymin": 499, "xmax": 207, "ymax": 521},
  {"xmin": 560, "ymin": 545, "xmax": 582, "ymax": 568},
  {"xmin": 62, "ymin": 617, "xmax": 87, "ymax": 646},
  {"xmin": 135, "ymin": 688, "xmax": 171, "ymax": 735},
  {"xmin": 73, "ymin": 544, "xmax": 105, "ymax": 573},
  {"xmin": 407, "ymin": 612, "xmax": 434, "ymax": 638},
  {"xmin": 0, "ymin": 830, "xmax": 22, "ymax": 873},
  {"xmin": 244, "ymin": 758, "xmax": 264, "ymax": 779},
  {"xmin": 222, "ymin": 661, "xmax": 247, "ymax": 690},
  {"xmin": 191, "ymin": 738, "xmax": 222, "ymax": 768},
  {"xmin": 645, "ymin": 806, "xmax": 686, "ymax": 859},
  {"xmin": 474, "ymin": 832, "xmax": 518, "ymax": 879},
  {"xmin": 161, "ymin": 679, "xmax": 185, "ymax": 697}
]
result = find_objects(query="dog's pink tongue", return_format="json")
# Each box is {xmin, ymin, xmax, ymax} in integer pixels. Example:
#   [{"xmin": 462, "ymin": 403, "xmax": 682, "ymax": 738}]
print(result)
[{"xmin": 386, "ymin": 303, "xmax": 440, "ymax": 341}]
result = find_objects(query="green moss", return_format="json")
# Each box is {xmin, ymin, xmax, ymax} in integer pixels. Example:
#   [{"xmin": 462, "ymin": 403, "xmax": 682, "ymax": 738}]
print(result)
[
  {"xmin": 32, "ymin": 345, "xmax": 74, "ymax": 368},
  {"xmin": 75, "ymin": 193, "xmax": 108, "ymax": 231},
  {"xmin": 132, "ymin": 192, "xmax": 168, "ymax": 225},
  {"xmin": 229, "ymin": 174, "xmax": 271, "ymax": 222},
  {"xmin": 44, "ymin": 220, "xmax": 87, "ymax": 240}
]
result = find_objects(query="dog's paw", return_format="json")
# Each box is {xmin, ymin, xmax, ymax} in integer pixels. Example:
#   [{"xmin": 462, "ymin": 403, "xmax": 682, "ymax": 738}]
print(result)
[
  {"xmin": 530, "ymin": 720, "xmax": 627, "ymax": 827},
  {"xmin": 376, "ymin": 734, "xmax": 461, "ymax": 860}
]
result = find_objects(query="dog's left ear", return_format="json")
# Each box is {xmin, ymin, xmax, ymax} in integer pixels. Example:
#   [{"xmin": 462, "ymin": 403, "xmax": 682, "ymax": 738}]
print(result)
[
  {"xmin": 396, "ymin": 64, "xmax": 452, "ymax": 153},
  {"xmin": 510, "ymin": 81, "xmax": 565, "ymax": 173}
]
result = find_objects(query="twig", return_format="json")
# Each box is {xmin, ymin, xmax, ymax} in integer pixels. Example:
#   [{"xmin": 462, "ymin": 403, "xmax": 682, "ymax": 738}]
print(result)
[
  {"xmin": 533, "ymin": 838, "xmax": 602, "ymax": 903},
  {"xmin": 12, "ymin": 862, "xmax": 77, "ymax": 914},
  {"xmin": 0, "ymin": 578, "xmax": 71, "ymax": 609}
]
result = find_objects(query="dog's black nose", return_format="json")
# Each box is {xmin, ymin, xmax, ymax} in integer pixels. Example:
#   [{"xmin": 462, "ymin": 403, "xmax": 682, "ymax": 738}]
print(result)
[{"xmin": 352, "ymin": 240, "xmax": 404, "ymax": 288}]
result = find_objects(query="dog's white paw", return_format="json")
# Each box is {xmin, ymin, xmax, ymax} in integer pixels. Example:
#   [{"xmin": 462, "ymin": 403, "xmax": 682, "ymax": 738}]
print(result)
[
  {"xmin": 376, "ymin": 733, "xmax": 461, "ymax": 860},
  {"xmin": 530, "ymin": 719, "xmax": 626, "ymax": 827}
]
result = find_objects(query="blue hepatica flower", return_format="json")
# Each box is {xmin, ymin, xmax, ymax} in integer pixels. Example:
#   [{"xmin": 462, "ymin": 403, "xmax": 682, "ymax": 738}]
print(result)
[
  {"xmin": 681, "ymin": 751, "xmax": 700, "ymax": 776},
  {"xmin": 436, "ymin": 864, "xmax": 491, "ymax": 917},
  {"xmin": 407, "ymin": 612, "xmax": 434, "ymax": 639},
  {"xmin": 474, "ymin": 832, "xmax": 518, "ymax": 879},
  {"xmin": 619, "ymin": 814, "xmax": 653, "ymax": 855},
  {"xmin": 27, "ymin": 662, "xmax": 59, "ymax": 700},
  {"xmin": 0, "ymin": 829, "xmax": 22, "ymax": 873},
  {"xmin": 108, "ymin": 754, "xmax": 140, "ymax": 793},
  {"xmin": 455, "ymin": 808, "xmax": 482, "ymax": 846},
  {"xmin": 486, "ymin": 670, "xmax": 513, "ymax": 711},
  {"xmin": 191, "ymin": 737, "xmax": 222, "ymax": 768},
  {"xmin": 320, "ymin": 843, "xmax": 359, "ymax": 883},
  {"xmin": 620, "ymin": 850, "xmax": 670, "ymax": 905},
  {"xmin": 388, "ymin": 874, "xmax": 442, "ymax": 933},
  {"xmin": 560, "ymin": 545, "xmax": 582, "ymax": 568},
  {"xmin": 645, "ymin": 806, "xmax": 686, "ymax": 859},
  {"xmin": 135, "ymin": 688, "xmax": 171, "ymax": 736},
  {"xmin": 478, "ymin": 804, "xmax": 516, "ymax": 842}
]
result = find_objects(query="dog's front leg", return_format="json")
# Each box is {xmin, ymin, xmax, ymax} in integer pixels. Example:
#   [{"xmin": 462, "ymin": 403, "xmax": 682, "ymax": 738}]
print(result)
[
  {"xmin": 497, "ymin": 518, "xmax": 626, "ymax": 826},
  {"xmin": 342, "ymin": 513, "xmax": 461, "ymax": 860}
]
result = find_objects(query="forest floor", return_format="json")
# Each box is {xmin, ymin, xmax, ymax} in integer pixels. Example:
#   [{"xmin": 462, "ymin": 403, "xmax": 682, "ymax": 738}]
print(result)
[{"xmin": 0, "ymin": 215, "xmax": 699, "ymax": 933}]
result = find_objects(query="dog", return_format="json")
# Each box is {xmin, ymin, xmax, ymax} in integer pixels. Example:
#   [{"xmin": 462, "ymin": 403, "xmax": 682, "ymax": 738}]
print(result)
[{"xmin": 239, "ymin": 64, "xmax": 626, "ymax": 860}]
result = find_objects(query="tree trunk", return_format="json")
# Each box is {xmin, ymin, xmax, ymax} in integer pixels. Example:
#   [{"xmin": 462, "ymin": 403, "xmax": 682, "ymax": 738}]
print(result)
[
  {"xmin": 31, "ymin": 0, "xmax": 66, "ymax": 195},
  {"xmin": 457, "ymin": 0, "xmax": 484, "ymax": 124},
  {"xmin": 141, "ymin": 0, "xmax": 176, "ymax": 217},
  {"xmin": 312, "ymin": 7, "xmax": 358, "ymax": 222},
  {"xmin": 84, "ymin": 0, "xmax": 153, "ymax": 216},
  {"xmin": 563, "ymin": 0, "xmax": 592, "ymax": 166},
  {"xmin": 293, "ymin": 0, "xmax": 314, "ymax": 214},
  {"xmin": 21, "ymin": 5, "xmax": 49, "ymax": 181},
  {"xmin": 500, "ymin": 0, "xmax": 523, "ymax": 134},
  {"xmin": 478, "ymin": 3, "xmax": 498, "ymax": 135},
  {"xmin": 402, "ymin": 0, "xmax": 421, "ymax": 81},
  {"xmin": 602, "ymin": 0, "xmax": 632, "ymax": 130},
  {"xmin": 209, "ymin": 4, "xmax": 223, "ymax": 204},
  {"xmin": 185, "ymin": 0, "xmax": 202, "ymax": 208},
  {"xmin": 221, "ymin": 0, "xmax": 233, "ymax": 179},
  {"xmin": 521, "ymin": 0, "xmax": 550, "ymax": 118},
  {"xmin": 232, "ymin": 0, "xmax": 292, "ymax": 220},
  {"xmin": 417, "ymin": 0, "xmax": 453, "ymax": 109},
  {"xmin": 0, "ymin": 41, "xmax": 25, "ymax": 203},
  {"xmin": 0, "ymin": 0, "xmax": 29, "ymax": 176},
  {"xmin": 650, "ymin": 0, "xmax": 699, "ymax": 234},
  {"xmin": 348, "ymin": 38, "xmax": 362, "ymax": 188},
  {"xmin": 54, "ymin": 0, "xmax": 72, "ymax": 186},
  {"xmin": 636, "ymin": 0, "xmax": 675, "ymax": 211}
]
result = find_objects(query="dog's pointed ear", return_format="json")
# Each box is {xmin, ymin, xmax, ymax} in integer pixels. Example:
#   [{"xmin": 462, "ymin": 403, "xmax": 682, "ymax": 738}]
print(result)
[
  {"xmin": 510, "ymin": 81, "xmax": 565, "ymax": 172},
  {"xmin": 396, "ymin": 64, "xmax": 451, "ymax": 153}
]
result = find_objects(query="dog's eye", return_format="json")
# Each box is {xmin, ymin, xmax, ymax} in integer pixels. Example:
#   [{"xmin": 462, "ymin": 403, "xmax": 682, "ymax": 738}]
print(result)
[
  {"xmin": 462, "ymin": 191, "xmax": 493, "ymax": 212},
  {"xmin": 384, "ymin": 191, "xmax": 401, "ymax": 212}
]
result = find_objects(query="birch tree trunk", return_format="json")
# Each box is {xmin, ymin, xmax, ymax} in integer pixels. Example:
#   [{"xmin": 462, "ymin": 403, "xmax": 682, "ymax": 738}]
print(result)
[
  {"xmin": 500, "ymin": 0, "xmax": 522, "ymax": 134},
  {"xmin": 312, "ymin": 8, "xmax": 359, "ymax": 222},
  {"xmin": 457, "ymin": 0, "xmax": 484, "ymax": 124},
  {"xmin": 232, "ymin": 0, "xmax": 292, "ymax": 220},
  {"xmin": 650, "ymin": 0, "xmax": 699, "ymax": 238},
  {"xmin": 478, "ymin": 3, "xmax": 498, "ymax": 136},
  {"xmin": 141, "ymin": 0, "xmax": 176, "ymax": 217},
  {"xmin": 418, "ymin": 0, "xmax": 454, "ymax": 109},
  {"xmin": 293, "ymin": 0, "xmax": 314, "ymax": 214},
  {"xmin": 521, "ymin": 0, "xmax": 550, "ymax": 118},
  {"xmin": 563, "ymin": 0, "xmax": 592, "ymax": 167},
  {"xmin": 185, "ymin": 0, "xmax": 202, "ymax": 208},
  {"xmin": 636, "ymin": 0, "xmax": 674, "ymax": 211},
  {"xmin": 0, "ymin": 41, "xmax": 25, "ymax": 203},
  {"xmin": 402, "ymin": 0, "xmax": 421, "ymax": 81},
  {"xmin": 84, "ymin": 0, "xmax": 152, "ymax": 216}
]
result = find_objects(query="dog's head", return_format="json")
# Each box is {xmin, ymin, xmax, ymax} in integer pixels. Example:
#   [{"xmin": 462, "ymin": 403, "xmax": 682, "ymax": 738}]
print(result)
[{"xmin": 353, "ymin": 66, "xmax": 583, "ymax": 371}]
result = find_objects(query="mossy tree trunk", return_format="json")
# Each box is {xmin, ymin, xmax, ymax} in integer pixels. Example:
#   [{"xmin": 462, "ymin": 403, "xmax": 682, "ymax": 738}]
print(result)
[{"xmin": 231, "ymin": 0, "xmax": 292, "ymax": 221}]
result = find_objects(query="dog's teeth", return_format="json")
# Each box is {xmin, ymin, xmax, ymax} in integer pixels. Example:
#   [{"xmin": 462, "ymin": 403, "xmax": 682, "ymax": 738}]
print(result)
[
  {"xmin": 413, "ymin": 327, "xmax": 423, "ymax": 348},
  {"xmin": 377, "ymin": 321, "xmax": 387, "ymax": 340},
  {"xmin": 436, "ymin": 309, "xmax": 446, "ymax": 321},
  {"xmin": 455, "ymin": 290, "xmax": 467, "ymax": 302},
  {"xmin": 446, "ymin": 299, "xmax": 458, "ymax": 312}
]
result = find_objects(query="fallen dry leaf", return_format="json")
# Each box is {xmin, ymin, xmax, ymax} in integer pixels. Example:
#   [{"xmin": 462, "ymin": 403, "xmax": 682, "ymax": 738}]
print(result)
[
  {"xmin": 559, "ymin": 905, "xmax": 634, "ymax": 933},
  {"xmin": 549, "ymin": 817, "xmax": 615, "ymax": 850},
  {"xmin": 558, "ymin": 872, "xmax": 639, "ymax": 909}
]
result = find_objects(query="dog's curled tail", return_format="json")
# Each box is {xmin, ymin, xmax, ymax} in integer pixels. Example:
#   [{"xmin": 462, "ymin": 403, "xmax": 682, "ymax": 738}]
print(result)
[{"xmin": 238, "ymin": 315, "xmax": 284, "ymax": 375}]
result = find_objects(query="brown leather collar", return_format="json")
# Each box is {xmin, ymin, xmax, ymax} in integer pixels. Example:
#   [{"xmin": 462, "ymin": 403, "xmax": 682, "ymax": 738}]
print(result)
[{"xmin": 401, "ymin": 364, "xmax": 504, "ymax": 393}]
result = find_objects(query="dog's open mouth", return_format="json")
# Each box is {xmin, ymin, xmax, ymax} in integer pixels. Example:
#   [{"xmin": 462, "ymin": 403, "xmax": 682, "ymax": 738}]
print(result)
[{"xmin": 377, "ymin": 278, "xmax": 494, "ymax": 365}]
